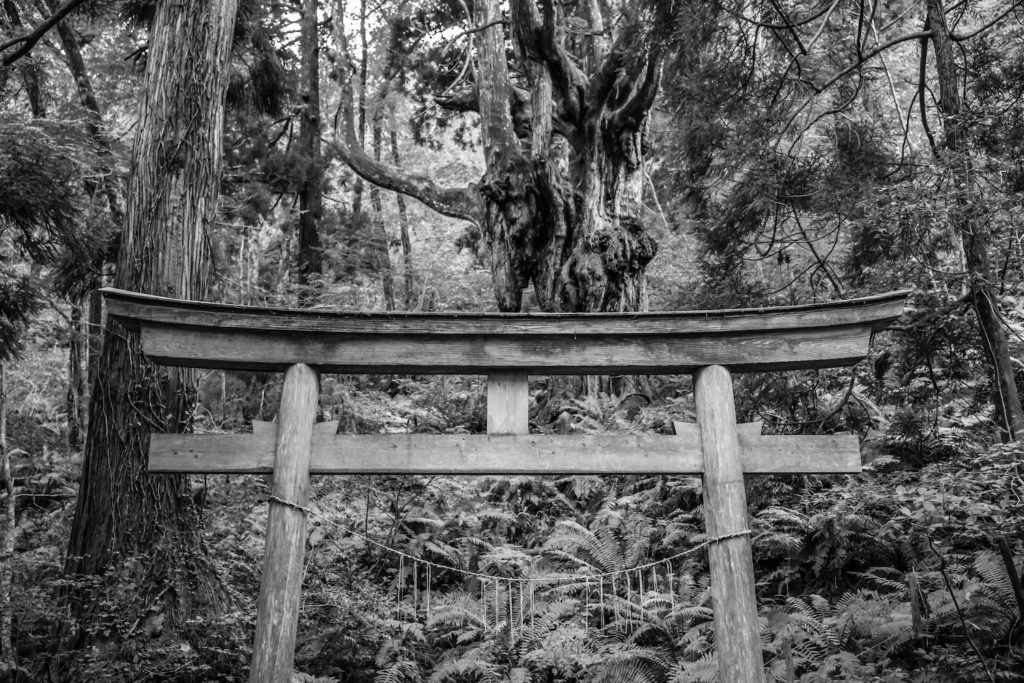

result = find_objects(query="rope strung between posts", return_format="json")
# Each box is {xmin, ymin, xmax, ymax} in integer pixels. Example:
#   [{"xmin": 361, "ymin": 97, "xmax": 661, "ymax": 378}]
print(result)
[{"xmin": 266, "ymin": 494, "xmax": 751, "ymax": 587}]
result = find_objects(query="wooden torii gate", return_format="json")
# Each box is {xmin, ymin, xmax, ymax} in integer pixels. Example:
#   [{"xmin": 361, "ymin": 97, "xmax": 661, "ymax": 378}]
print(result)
[{"xmin": 103, "ymin": 287, "xmax": 908, "ymax": 683}]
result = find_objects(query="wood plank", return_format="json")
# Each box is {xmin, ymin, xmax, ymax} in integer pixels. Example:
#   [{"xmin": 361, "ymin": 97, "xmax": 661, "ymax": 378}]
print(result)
[
  {"xmin": 487, "ymin": 373, "xmax": 529, "ymax": 434},
  {"xmin": 139, "ymin": 322, "xmax": 874, "ymax": 373},
  {"xmin": 250, "ymin": 364, "xmax": 318, "ymax": 683},
  {"xmin": 693, "ymin": 364, "xmax": 766, "ymax": 682},
  {"xmin": 253, "ymin": 420, "xmax": 338, "ymax": 436},
  {"xmin": 104, "ymin": 286, "xmax": 910, "ymax": 336},
  {"xmin": 105, "ymin": 286, "xmax": 909, "ymax": 374},
  {"xmin": 674, "ymin": 420, "xmax": 763, "ymax": 440},
  {"xmin": 149, "ymin": 431, "xmax": 861, "ymax": 475}
]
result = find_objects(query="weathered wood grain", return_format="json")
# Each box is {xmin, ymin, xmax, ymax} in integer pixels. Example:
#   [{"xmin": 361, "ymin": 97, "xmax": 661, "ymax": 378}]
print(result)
[
  {"xmin": 693, "ymin": 365, "xmax": 766, "ymax": 682},
  {"xmin": 149, "ymin": 430, "xmax": 861, "ymax": 475},
  {"xmin": 487, "ymin": 373, "xmax": 529, "ymax": 434},
  {"xmin": 139, "ymin": 323, "xmax": 874, "ymax": 373},
  {"xmin": 104, "ymin": 286, "xmax": 909, "ymax": 335},
  {"xmin": 250, "ymin": 364, "xmax": 318, "ymax": 683},
  {"xmin": 103, "ymin": 288, "xmax": 909, "ymax": 373}
]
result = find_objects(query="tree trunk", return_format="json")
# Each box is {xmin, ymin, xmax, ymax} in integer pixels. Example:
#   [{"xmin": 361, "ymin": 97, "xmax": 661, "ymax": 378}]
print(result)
[
  {"xmin": 481, "ymin": 0, "xmax": 658, "ymax": 312},
  {"xmin": 926, "ymin": 0, "xmax": 1024, "ymax": 440},
  {"xmin": 3, "ymin": 0, "xmax": 45, "ymax": 117},
  {"xmin": 296, "ymin": 0, "xmax": 322, "ymax": 300},
  {"xmin": 372, "ymin": 124, "xmax": 395, "ymax": 310},
  {"xmin": 61, "ymin": 0, "xmax": 239, "ymax": 656},
  {"xmin": 66, "ymin": 303, "xmax": 83, "ymax": 449},
  {"xmin": 86, "ymin": 285, "xmax": 102, "ymax": 402},
  {"xmin": 351, "ymin": 0, "xmax": 370, "ymax": 216},
  {"xmin": 0, "ymin": 361, "xmax": 15, "ymax": 674},
  {"xmin": 388, "ymin": 129, "xmax": 415, "ymax": 309}
]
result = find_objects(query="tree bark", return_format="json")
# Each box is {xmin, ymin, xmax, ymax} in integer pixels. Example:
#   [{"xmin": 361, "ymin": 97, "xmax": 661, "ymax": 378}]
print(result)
[
  {"xmin": 388, "ymin": 129, "xmax": 415, "ymax": 309},
  {"xmin": 86, "ymin": 285, "xmax": 101, "ymax": 401},
  {"xmin": 3, "ymin": 0, "xmax": 45, "ymax": 117},
  {"xmin": 61, "ymin": 0, "xmax": 239, "ymax": 656},
  {"xmin": 926, "ymin": 0, "xmax": 1024, "ymax": 440},
  {"xmin": 66, "ymin": 303, "xmax": 83, "ymax": 448},
  {"xmin": 0, "ymin": 361, "xmax": 15, "ymax": 674},
  {"xmin": 350, "ymin": 0, "xmax": 370, "ymax": 217},
  {"xmin": 372, "ymin": 124, "xmax": 396, "ymax": 310},
  {"xmin": 296, "ymin": 0, "xmax": 322, "ymax": 300}
]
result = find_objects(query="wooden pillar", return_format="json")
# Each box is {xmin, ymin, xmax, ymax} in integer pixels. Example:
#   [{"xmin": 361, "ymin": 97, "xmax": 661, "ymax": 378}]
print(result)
[
  {"xmin": 249, "ymin": 363, "xmax": 319, "ymax": 683},
  {"xmin": 487, "ymin": 373, "xmax": 528, "ymax": 435},
  {"xmin": 693, "ymin": 364, "xmax": 765, "ymax": 683}
]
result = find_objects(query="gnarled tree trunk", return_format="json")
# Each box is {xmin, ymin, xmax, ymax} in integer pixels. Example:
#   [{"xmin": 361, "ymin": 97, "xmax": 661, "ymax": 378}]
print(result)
[{"xmin": 335, "ymin": 0, "xmax": 664, "ymax": 313}]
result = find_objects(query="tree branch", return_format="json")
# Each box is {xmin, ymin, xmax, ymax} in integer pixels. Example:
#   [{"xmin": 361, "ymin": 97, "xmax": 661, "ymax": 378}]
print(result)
[
  {"xmin": 533, "ymin": 0, "xmax": 586, "ymax": 121},
  {"xmin": 950, "ymin": 0, "xmax": 1024, "ymax": 41},
  {"xmin": 330, "ymin": 6, "xmax": 481, "ymax": 224},
  {"xmin": 1, "ymin": 0, "xmax": 87, "ymax": 66},
  {"xmin": 918, "ymin": 35, "xmax": 939, "ymax": 157},
  {"xmin": 779, "ymin": 29, "xmax": 933, "ymax": 137},
  {"xmin": 719, "ymin": 0, "xmax": 837, "ymax": 30},
  {"xmin": 814, "ymin": 30, "xmax": 933, "ymax": 95},
  {"xmin": 767, "ymin": 0, "xmax": 807, "ymax": 55},
  {"xmin": 613, "ymin": 51, "xmax": 661, "ymax": 126}
]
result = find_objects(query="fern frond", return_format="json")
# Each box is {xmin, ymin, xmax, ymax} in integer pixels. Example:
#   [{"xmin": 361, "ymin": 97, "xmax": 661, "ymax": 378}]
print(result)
[{"xmin": 374, "ymin": 660, "xmax": 421, "ymax": 683}]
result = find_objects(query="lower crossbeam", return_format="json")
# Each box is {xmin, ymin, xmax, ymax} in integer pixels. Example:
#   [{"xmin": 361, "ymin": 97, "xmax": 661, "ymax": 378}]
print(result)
[{"xmin": 149, "ymin": 428, "xmax": 860, "ymax": 475}]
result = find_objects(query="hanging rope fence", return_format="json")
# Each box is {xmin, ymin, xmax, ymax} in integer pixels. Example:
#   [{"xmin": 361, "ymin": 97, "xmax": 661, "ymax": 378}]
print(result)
[
  {"xmin": 268, "ymin": 494, "xmax": 749, "ymax": 587},
  {"xmin": 269, "ymin": 492, "xmax": 746, "ymax": 639}
]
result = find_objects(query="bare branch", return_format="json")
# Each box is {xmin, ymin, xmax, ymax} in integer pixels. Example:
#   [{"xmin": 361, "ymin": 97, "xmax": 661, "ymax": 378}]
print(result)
[
  {"xmin": 779, "ymin": 29, "xmax": 933, "ymax": 137},
  {"xmin": 1, "ymin": 0, "xmax": 87, "ymax": 66},
  {"xmin": 442, "ymin": 18, "xmax": 505, "ymax": 53},
  {"xmin": 951, "ymin": 0, "xmax": 1024, "ymax": 41},
  {"xmin": 805, "ymin": 0, "xmax": 842, "ymax": 53},
  {"xmin": 814, "ymin": 30, "xmax": 932, "ymax": 95},
  {"xmin": 767, "ymin": 0, "xmax": 807, "ymax": 54},
  {"xmin": 720, "ymin": 0, "xmax": 837, "ymax": 30}
]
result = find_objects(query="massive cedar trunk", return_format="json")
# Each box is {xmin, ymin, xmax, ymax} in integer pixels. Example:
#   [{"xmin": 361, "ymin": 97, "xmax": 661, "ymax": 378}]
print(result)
[
  {"xmin": 296, "ymin": 0, "xmax": 323, "ymax": 297},
  {"xmin": 334, "ymin": 0, "xmax": 663, "ymax": 313},
  {"xmin": 62, "ymin": 0, "xmax": 239, "ymax": 648},
  {"xmin": 926, "ymin": 0, "xmax": 1024, "ymax": 440}
]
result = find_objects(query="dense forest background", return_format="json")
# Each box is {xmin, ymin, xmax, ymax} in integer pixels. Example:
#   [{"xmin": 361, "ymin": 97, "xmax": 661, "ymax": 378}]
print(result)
[{"xmin": 2, "ymin": 0, "xmax": 1024, "ymax": 681}]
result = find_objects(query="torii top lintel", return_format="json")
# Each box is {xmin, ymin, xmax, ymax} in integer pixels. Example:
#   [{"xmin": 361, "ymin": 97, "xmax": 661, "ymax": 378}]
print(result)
[{"xmin": 102, "ymin": 288, "xmax": 910, "ymax": 375}]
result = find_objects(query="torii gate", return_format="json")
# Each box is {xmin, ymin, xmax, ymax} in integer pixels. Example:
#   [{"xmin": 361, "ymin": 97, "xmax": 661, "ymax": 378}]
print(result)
[{"xmin": 103, "ymin": 287, "xmax": 908, "ymax": 683}]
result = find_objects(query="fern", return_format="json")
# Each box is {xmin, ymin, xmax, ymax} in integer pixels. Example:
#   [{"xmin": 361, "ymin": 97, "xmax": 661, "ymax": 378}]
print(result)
[{"xmin": 374, "ymin": 660, "xmax": 421, "ymax": 683}]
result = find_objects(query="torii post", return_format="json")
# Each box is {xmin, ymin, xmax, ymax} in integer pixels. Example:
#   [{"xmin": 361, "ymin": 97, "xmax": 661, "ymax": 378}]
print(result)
[{"xmin": 103, "ymin": 288, "xmax": 908, "ymax": 683}]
